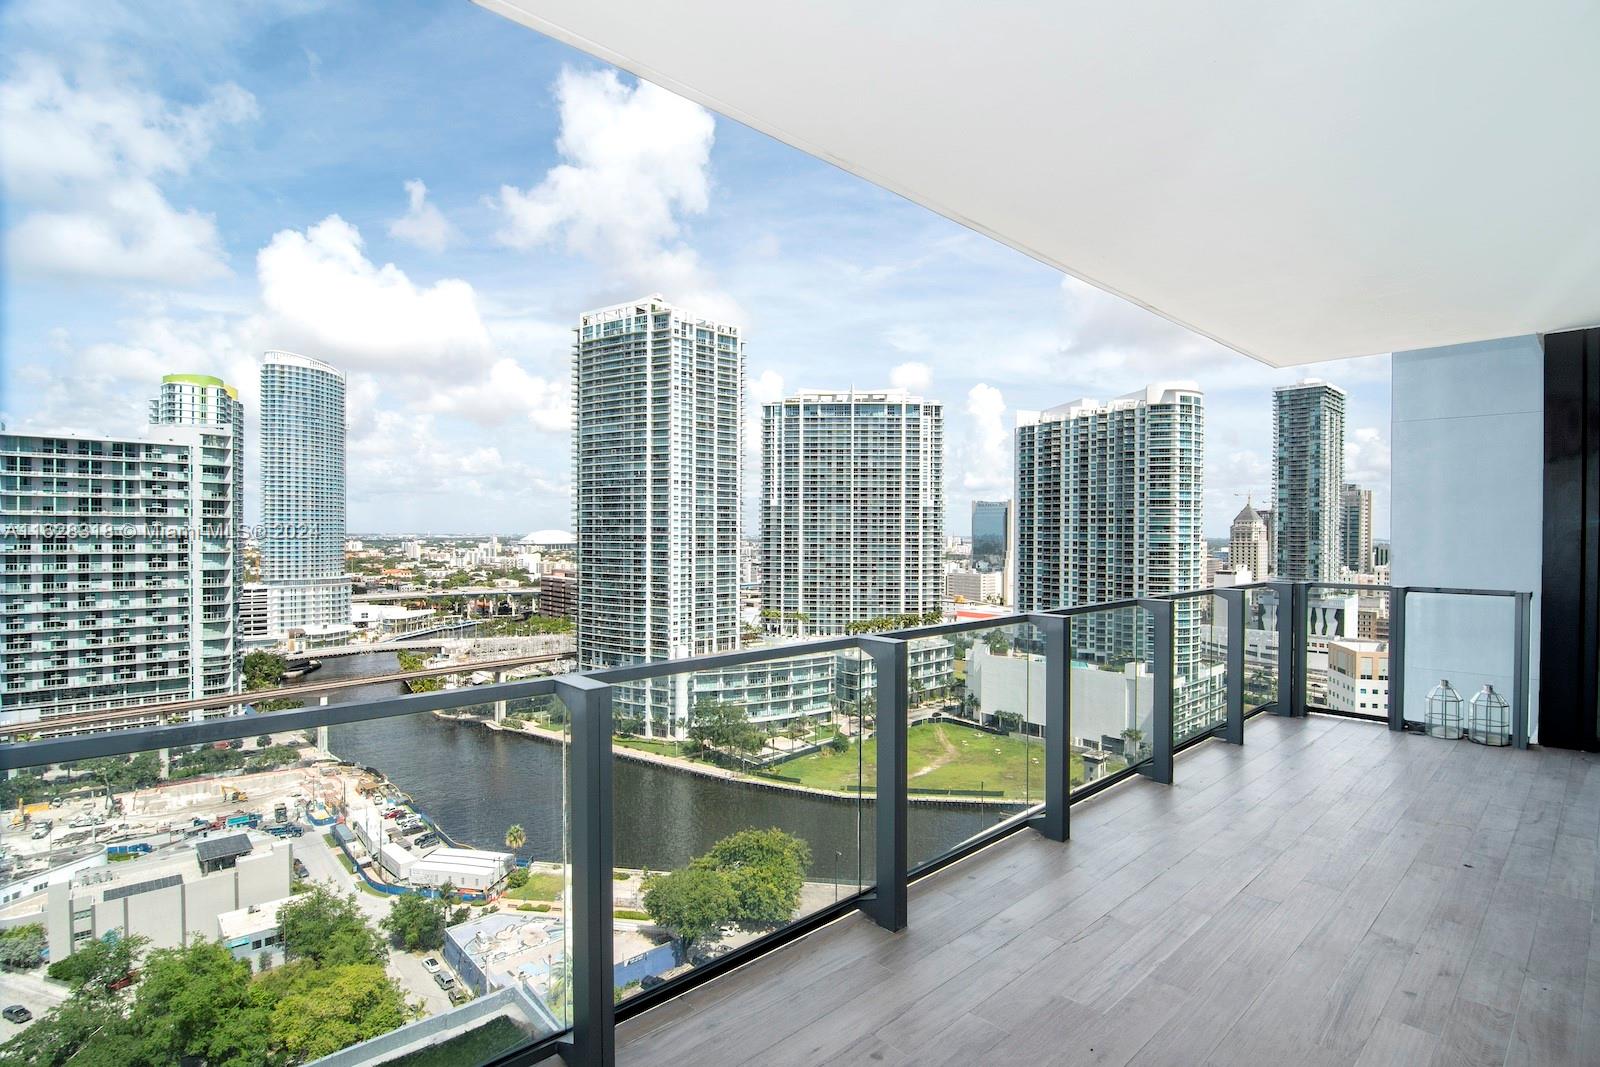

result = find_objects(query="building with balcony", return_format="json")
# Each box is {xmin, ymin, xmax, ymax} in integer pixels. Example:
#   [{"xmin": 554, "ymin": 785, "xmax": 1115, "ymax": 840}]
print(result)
[
  {"xmin": 1, "ymin": 376, "xmax": 243, "ymax": 732},
  {"xmin": 1273, "ymin": 380, "xmax": 1346, "ymax": 580},
  {"xmin": 1015, "ymin": 383, "xmax": 1216, "ymax": 730},
  {"xmin": 573, "ymin": 297, "xmax": 742, "ymax": 732},
  {"xmin": 760, "ymin": 389, "xmax": 943, "ymax": 637},
  {"xmin": 259, "ymin": 351, "xmax": 352, "ymax": 645},
  {"xmin": 1341, "ymin": 482, "xmax": 1375, "ymax": 575}
]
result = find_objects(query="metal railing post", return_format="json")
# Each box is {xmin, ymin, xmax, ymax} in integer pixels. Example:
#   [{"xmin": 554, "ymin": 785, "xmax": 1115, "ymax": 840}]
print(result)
[
  {"xmin": 1219, "ymin": 589, "xmax": 1245, "ymax": 744},
  {"xmin": 860, "ymin": 636, "xmax": 908, "ymax": 932},
  {"xmin": 1035, "ymin": 616, "xmax": 1069, "ymax": 841},
  {"xmin": 1513, "ymin": 590, "xmax": 1532, "ymax": 749},
  {"xmin": 1269, "ymin": 581, "xmax": 1299, "ymax": 716},
  {"xmin": 557, "ymin": 675, "xmax": 614, "ymax": 1067},
  {"xmin": 1388, "ymin": 587, "xmax": 1408, "ymax": 732},
  {"xmin": 1137, "ymin": 598, "xmax": 1174, "ymax": 784}
]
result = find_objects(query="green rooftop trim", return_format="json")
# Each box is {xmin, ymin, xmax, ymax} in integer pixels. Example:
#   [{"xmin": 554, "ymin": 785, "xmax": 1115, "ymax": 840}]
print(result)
[{"xmin": 162, "ymin": 373, "xmax": 239, "ymax": 399}]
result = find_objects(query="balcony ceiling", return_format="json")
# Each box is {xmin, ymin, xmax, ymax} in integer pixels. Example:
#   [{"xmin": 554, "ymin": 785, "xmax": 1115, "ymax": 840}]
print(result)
[{"xmin": 477, "ymin": 1, "xmax": 1600, "ymax": 366}]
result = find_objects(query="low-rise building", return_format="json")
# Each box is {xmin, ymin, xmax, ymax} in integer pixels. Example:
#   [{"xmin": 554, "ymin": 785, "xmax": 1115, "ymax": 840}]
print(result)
[
  {"xmin": 41, "ymin": 838, "xmax": 293, "ymax": 963},
  {"xmin": 946, "ymin": 569, "xmax": 1002, "ymax": 604},
  {"xmin": 1327, "ymin": 639, "xmax": 1389, "ymax": 715},
  {"xmin": 217, "ymin": 894, "xmax": 293, "ymax": 970}
]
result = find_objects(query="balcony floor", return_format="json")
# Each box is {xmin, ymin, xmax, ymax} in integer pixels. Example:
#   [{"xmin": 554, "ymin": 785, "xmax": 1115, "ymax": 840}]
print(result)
[{"xmin": 617, "ymin": 714, "xmax": 1600, "ymax": 1066}]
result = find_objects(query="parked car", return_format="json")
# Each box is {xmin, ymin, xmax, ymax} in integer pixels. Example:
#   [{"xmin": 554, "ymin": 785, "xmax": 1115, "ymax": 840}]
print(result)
[
  {"xmin": 448, "ymin": 987, "xmax": 471, "ymax": 1006},
  {"xmin": 382, "ymin": 808, "xmax": 403, "ymax": 820},
  {"xmin": 412, "ymin": 833, "xmax": 439, "ymax": 850},
  {"xmin": 68, "ymin": 814, "xmax": 95, "ymax": 829},
  {"xmin": 30, "ymin": 824, "xmax": 51, "ymax": 840},
  {"xmin": 292, "ymin": 859, "xmax": 309, "ymax": 879},
  {"xmin": 421, "ymin": 957, "xmax": 442, "ymax": 974},
  {"xmin": 433, "ymin": 972, "xmax": 456, "ymax": 991},
  {"xmin": 2, "ymin": 1006, "xmax": 31, "ymax": 1024}
]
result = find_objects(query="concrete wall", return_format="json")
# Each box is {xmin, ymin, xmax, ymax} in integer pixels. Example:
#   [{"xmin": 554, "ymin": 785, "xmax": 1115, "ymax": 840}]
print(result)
[{"xmin": 1391, "ymin": 335, "xmax": 1543, "ymax": 737}]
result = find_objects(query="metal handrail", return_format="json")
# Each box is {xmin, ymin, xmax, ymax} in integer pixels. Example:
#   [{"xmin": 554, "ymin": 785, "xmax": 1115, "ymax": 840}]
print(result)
[{"xmin": 0, "ymin": 578, "xmax": 1537, "ymax": 1067}]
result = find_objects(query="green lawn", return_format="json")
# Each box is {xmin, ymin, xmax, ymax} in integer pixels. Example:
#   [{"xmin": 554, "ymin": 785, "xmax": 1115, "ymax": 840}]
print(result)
[
  {"xmin": 505, "ymin": 871, "xmax": 565, "ymax": 901},
  {"xmin": 614, "ymin": 736, "xmax": 686, "ymax": 758},
  {"xmin": 777, "ymin": 721, "xmax": 1125, "ymax": 799}
]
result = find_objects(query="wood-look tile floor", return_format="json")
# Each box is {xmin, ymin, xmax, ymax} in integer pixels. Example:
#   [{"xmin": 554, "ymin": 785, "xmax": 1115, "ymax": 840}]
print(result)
[{"xmin": 616, "ymin": 715, "xmax": 1600, "ymax": 1066}]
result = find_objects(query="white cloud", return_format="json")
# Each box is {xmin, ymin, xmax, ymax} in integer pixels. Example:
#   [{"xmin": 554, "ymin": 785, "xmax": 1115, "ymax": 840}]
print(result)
[
  {"xmin": 890, "ymin": 361, "xmax": 932, "ymax": 392},
  {"xmin": 1, "ymin": 54, "xmax": 256, "ymax": 283},
  {"xmin": 959, "ymin": 383, "xmax": 1011, "ymax": 496},
  {"xmin": 423, "ymin": 357, "xmax": 569, "ymax": 432},
  {"xmin": 387, "ymin": 179, "xmax": 458, "ymax": 252},
  {"xmin": 256, "ymin": 215, "xmax": 495, "ymax": 372},
  {"xmin": 1347, "ymin": 426, "xmax": 1391, "ymax": 485},
  {"xmin": 493, "ymin": 67, "xmax": 732, "ymax": 316}
]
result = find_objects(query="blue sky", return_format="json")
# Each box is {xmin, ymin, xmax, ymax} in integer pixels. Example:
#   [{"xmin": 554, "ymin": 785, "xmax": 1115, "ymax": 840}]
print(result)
[{"xmin": 0, "ymin": 0, "xmax": 1391, "ymax": 539}]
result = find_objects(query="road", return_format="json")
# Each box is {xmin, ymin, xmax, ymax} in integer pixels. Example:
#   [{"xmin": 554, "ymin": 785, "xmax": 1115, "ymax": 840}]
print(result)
[
  {"xmin": 0, "ymin": 966, "xmax": 69, "ymax": 1035},
  {"xmin": 292, "ymin": 832, "xmax": 455, "ymax": 1015}
]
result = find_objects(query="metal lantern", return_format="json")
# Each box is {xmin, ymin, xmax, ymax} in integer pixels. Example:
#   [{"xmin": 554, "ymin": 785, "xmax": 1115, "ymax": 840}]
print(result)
[
  {"xmin": 1425, "ymin": 679, "xmax": 1463, "ymax": 740},
  {"xmin": 1467, "ymin": 683, "xmax": 1511, "ymax": 747}
]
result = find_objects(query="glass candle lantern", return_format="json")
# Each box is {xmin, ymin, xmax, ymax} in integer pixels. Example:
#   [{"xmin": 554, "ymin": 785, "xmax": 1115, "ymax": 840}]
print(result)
[
  {"xmin": 1425, "ymin": 679, "xmax": 1463, "ymax": 740},
  {"xmin": 1467, "ymin": 683, "xmax": 1511, "ymax": 747}
]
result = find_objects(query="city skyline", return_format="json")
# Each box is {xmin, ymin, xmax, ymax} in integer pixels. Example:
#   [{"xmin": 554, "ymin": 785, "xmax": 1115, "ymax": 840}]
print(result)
[{"xmin": 0, "ymin": 0, "xmax": 1392, "ymax": 541}]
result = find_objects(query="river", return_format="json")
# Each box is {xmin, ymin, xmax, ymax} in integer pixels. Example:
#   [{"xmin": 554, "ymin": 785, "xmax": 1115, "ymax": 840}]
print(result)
[{"xmin": 317, "ymin": 652, "xmax": 1014, "ymax": 879}]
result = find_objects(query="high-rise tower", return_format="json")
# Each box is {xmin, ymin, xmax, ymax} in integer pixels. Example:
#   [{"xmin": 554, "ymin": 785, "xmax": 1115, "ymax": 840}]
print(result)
[
  {"xmin": 761, "ymin": 389, "xmax": 943, "ymax": 636},
  {"xmin": 572, "ymin": 296, "xmax": 743, "ymax": 687},
  {"xmin": 259, "ymin": 352, "xmax": 351, "ymax": 643},
  {"xmin": 1272, "ymin": 379, "xmax": 1346, "ymax": 580}
]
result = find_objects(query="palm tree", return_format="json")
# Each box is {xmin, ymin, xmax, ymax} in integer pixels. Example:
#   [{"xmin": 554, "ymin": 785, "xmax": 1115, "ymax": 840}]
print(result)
[
  {"xmin": 505, "ymin": 824, "xmax": 526, "ymax": 851},
  {"xmin": 1121, "ymin": 728, "xmax": 1145, "ymax": 759}
]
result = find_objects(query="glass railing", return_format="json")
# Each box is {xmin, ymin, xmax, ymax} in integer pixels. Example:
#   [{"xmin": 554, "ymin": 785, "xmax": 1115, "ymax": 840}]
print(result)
[
  {"xmin": 1068, "ymin": 603, "xmax": 1155, "ymax": 783},
  {"xmin": 0, "ymin": 580, "xmax": 1535, "ymax": 1066},
  {"xmin": 1394, "ymin": 588, "xmax": 1528, "ymax": 743},
  {"xmin": 605, "ymin": 646, "xmax": 868, "ymax": 1004},
  {"xmin": 1241, "ymin": 584, "xmax": 1281, "ymax": 712},
  {"xmin": 1302, "ymin": 582, "xmax": 1392, "ymax": 719}
]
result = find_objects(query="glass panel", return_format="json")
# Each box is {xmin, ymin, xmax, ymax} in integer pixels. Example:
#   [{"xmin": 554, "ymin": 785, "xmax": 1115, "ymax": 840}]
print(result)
[
  {"xmin": 1401, "ymin": 593, "xmax": 1518, "ymax": 738},
  {"xmin": 0, "ymin": 690, "xmax": 569, "ymax": 1067},
  {"xmin": 908, "ymin": 625, "xmax": 1039, "ymax": 870},
  {"xmin": 609, "ymin": 649, "xmax": 867, "ymax": 1003},
  {"xmin": 1174, "ymin": 593, "xmax": 1228, "ymax": 745},
  {"xmin": 1242, "ymin": 587, "xmax": 1279, "ymax": 712},
  {"xmin": 1305, "ymin": 585, "xmax": 1390, "ymax": 717},
  {"xmin": 1068, "ymin": 605, "xmax": 1150, "ymax": 789}
]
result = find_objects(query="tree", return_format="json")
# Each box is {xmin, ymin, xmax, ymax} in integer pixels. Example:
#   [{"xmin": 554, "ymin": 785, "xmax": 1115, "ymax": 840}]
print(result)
[
  {"xmin": 46, "ymin": 932, "xmax": 145, "ymax": 992},
  {"xmin": 692, "ymin": 828, "xmax": 810, "ymax": 928},
  {"xmin": 0, "ymin": 924, "xmax": 45, "ymax": 970},
  {"xmin": 505, "ymin": 823, "xmax": 526, "ymax": 851},
  {"xmin": 828, "ymin": 734, "xmax": 850, "ymax": 755},
  {"xmin": 1121, "ymin": 727, "xmax": 1145, "ymax": 759},
  {"xmin": 257, "ymin": 961, "xmax": 410, "ymax": 1062},
  {"xmin": 507, "ymin": 867, "xmax": 530, "ymax": 890},
  {"xmin": 278, "ymin": 885, "xmax": 387, "ymax": 967},
  {"xmin": 686, "ymin": 699, "xmax": 762, "ymax": 762},
  {"xmin": 641, "ymin": 867, "xmax": 738, "ymax": 957},
  {"xmin": 243, "ymin": 650, "xmax": 288, "ymax": 691},
  {"xmin": 125, "ymin": 939, "xmax": 271, "ymax": 1067},
  {"xmin": 382, "ymin": 892, "xmax": 448, "ymax": 952}
]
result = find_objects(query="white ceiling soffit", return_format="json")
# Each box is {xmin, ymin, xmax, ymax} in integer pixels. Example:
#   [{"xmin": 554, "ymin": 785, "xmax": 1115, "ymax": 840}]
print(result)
[{"xmin": 476, "ymin": 1, "xmax": 1600, "ymax": 368}]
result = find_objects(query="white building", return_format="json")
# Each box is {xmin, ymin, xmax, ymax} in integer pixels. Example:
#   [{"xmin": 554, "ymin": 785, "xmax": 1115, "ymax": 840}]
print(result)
[
  {"xmin": 573, "ymin": 297, "xmax": 743, "ymax": 730},
  {"xmin": 1014, "ymin": 383, "xmax": 1215, "ymax": 728},
  {"xmin": 760, "ymin": 389, "xmax": 943, "ymax": 636},
  {"xmin": 260, "ymin": 351, "xmax": 352, "ymax": 645},
  {"xmin": 1273, "ymin": 380, "xmax": 1346, "ymax": 580},
  {"xmin": 42, "ymin": 839, "xmax": 293, "ymax": 964},
  {"xmin": 1327, "ymin": 639, "xmax": 1389, "ymax": 715},
  {"xmin": 2, "ymin": 373, "xmax": 244, "ymax": 731}
]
